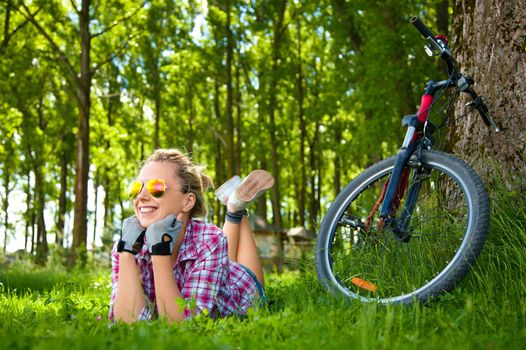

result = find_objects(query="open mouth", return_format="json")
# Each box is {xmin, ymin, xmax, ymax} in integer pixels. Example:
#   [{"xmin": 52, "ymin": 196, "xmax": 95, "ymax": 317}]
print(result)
[{"xmin": 139, "ymin": 206, "xmax": 158, "ymax": 215}]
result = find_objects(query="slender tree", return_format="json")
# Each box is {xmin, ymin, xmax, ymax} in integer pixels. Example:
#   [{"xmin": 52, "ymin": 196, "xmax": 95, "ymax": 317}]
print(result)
[
  {"xmin": 220, "ymin": 0, "xmax": 235, "ymax": 178},
  {"xmin": 267, "ymin": 0, "xmax": 288, "ymax": 228},
  {"xmin": 0, "ymin": 134, "xmax": 17, "ymax": 253},
  {"xmin": 6, "ymin": 0, "xmax": 93, "ymax": 263}
]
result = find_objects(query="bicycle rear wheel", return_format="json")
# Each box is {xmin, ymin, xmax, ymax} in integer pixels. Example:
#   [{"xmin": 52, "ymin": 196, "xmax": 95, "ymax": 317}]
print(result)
[{"xmin": 315, "ymin": 150, "xmax": 489, "ymax": 304}]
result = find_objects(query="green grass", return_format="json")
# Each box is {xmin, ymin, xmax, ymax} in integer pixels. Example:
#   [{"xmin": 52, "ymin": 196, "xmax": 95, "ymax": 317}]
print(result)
[{"xmin": 1, "ymin": 190, "xmax": 525, "ymax": 349}]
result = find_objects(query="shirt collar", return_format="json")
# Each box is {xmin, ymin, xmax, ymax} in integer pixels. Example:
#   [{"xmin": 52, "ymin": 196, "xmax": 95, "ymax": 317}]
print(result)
[{"xmin": 175, "ymin": 219, "xmax": 199, "ymax": 264}]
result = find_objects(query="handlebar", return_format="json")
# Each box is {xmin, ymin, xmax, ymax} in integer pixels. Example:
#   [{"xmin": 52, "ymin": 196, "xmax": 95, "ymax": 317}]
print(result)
[
  {"xmin": 411, "ymin": 16, "xmax": 452, "ymax": 61},
  {"xmin": 410, "ymin": 16, "xmax": 435, "ymax": 43},
  {"xmin": 411, "ymin": 16, "xmax": 499, "ymax": 132}
]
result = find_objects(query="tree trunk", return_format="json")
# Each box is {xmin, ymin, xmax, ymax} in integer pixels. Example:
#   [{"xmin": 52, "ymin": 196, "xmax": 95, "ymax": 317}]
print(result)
[
  {"xmin": 334, "ymin": 128, "xmax": 342, "ymax": 197},
  {"xmin": 102, "ymin": 71, "xmax": 117, "ymax": 240},
  {"xmin": 234, "ymin": 50, "xmax": 242, "ymax": 176},
  {"xmin": 103, "ymin": 173, "xmax": 112, "ymax": 240},
  {"xmin": 436, "ymin": 0, "xmax": 450, "ymax": 36},
  {"xmin": 56, "ymin": 137, "xmax": 68, "ymax": 247},
  {"xmin": 34, "ymin": 163, "xmax": 48, "ymax": 265},
  {"xmin": 24, "ymin": 168, "xmax": 31, "ymax": 252},
  {"xmin": 117, "ymin": 178, "xmax": 124, "ymax": 224},
  {"xmin": 30, "ymin": 208, "xmax": 35, "ymax": 255},
  {"xmin": 2, "ymin": 189, "xmax": 8, "ymax": 253},
  {"xmin": 0, "ymin": 3, "xmax": 11, "ymax": 55},
  {"xmin": 11, "ymin": 1, "xmax": 96, "ymax": 261},
  {"xmin": 33, "ymin": 96, "xmax": 49, "ymax": 264},
  {"xmin": 102, "ymin": 177, "xmax": 110, "ymax": 242},
  {"xmin": 152, "ymin": 58, "xmax": 161, "ymax": 149},
  {"xmin": 92, "ymin": 170, "xmax": 99, "ymax": 250},
  {"xmin": 382, "ymin": 7, "xmax": 416, "ymax": 121},
  {"xmin": 186, "ymin": 86, "xmax": 194, "ymax": 154},
  {"xmin": 3, "ymin": 212, "xmax": 7, "ymax": 253},
  {"xmin": 256, "ymin": 160, "xmax": 268, "ymax": 221},
  {"xmin": 308, "ymin": 52, "xmax": 321, "ymax": 230},
  {"xmin": 296, "ymin": 16, "xmax": 306, "ymax": 228},
  {"xmin": 2, "ymin": 160, "xmax": 11, "ymax": 253},
  {"xmin": 214, "ymin": 138, "xmax": 224, "ymax": 223},
  {"xmin": 309, "ymin": 125, "xmax": 320, "ymax": 230},
  {"xmin": 268, "ymin": 0, "xmax": 287, "ymax": 229},
  {"xmin": 331, "ymin": 0, "xmax": 362, "ymax": 54},
  {"xmin": 72, "ymin": 0, "xmax": 92, "ymax": 265},
  {"xmin": 451, "ymin": 0, "xmax": 526, "ymax": 185},
  {"xmin": 213, "ymin": 78, "xmax": 224, "ymax": 222},
  {"xmin": 26, "ymin": 165, "xmax": 36, "ymax": 255},
  {"xmin": 225, "ymin": 0, "xmax": 235, "ymax": 179}
]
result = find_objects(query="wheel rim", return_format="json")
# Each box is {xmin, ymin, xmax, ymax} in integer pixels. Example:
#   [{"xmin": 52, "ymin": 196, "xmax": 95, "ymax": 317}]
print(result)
[{"xmin": 322, "ymin": 159, "xmax": 475, "ymax": 303}]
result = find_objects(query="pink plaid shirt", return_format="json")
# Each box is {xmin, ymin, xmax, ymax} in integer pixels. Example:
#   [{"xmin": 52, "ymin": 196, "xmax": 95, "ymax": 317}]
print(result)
[{"xmin": 108, "ymin": 219, "xmax": 257, "ymax": 321}]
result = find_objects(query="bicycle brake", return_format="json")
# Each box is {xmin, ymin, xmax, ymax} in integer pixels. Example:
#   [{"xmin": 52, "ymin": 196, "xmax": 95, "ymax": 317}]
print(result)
[{"xmin": 466, "ymin": 96, "xmax": 500, "ymax": 132}]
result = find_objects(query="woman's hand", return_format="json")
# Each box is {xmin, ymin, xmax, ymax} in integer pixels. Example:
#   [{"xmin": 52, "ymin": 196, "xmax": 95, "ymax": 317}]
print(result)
[
  {"xmin": 146, "ymin": 214, "xmax": 183, "ymax": 255},
  {"xmin": 113, "ymin": 217, "xmax": 148, "ymax": 322},
  {"xmin": 146, "ymin": 214, "xmax": 186, "ymax": 323},
  {"xmin": 117, "ymin": 216, "xmax": 145, "ymax": 254}
]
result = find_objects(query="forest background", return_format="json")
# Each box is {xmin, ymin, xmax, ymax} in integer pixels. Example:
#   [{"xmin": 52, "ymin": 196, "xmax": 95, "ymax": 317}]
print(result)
[{"xmin": 0, "ymin": 0, "xmax": 524, "ymax": 266}]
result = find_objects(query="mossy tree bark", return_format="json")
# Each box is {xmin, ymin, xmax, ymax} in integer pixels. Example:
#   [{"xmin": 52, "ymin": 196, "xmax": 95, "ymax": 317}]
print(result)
[{"xmin": 451, "ymin": 0, "xmax": 526, "ymax": 186}]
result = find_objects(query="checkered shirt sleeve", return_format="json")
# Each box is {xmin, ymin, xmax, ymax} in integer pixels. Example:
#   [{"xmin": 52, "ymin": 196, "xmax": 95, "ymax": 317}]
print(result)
[{"xmin": 108, "ymin": 242, "xmax": 155, "ymax": 321}]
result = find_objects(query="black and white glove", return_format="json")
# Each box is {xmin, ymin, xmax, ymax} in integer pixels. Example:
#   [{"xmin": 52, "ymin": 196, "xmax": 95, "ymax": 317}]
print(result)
[
  {"xmin": 117, "ymin": 216, "xmax": 145, "ymax": 254},
  {"xmin": 145, "ymin": 214, "xmax": 183, "ymax": 255}
]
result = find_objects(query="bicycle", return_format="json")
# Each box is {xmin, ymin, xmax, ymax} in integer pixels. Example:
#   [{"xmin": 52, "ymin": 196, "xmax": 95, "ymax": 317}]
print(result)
[{"xmin": 315, "ymin": 16, "xmax": 499, "ymax": 304}]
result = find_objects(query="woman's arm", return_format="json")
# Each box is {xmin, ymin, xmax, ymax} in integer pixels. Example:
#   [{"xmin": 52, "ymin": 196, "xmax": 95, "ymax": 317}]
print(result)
[
  {"xmin": 111, "ymin": 216, "xmax": 151, "ymax": 322},
  {"xmin": 145, "ymin": 215, "xmax": 187, "ymax": 323},
  {"xmin": 112, "ymin": 252, "xmax": 147, "ymax": 322},
  {"xmin": 151, "ymin": 255, "xmax": 186, "ymax": 323},
  {"xmin": 147, "ymin": 218, "xmax": 226, "ymax": 322}
]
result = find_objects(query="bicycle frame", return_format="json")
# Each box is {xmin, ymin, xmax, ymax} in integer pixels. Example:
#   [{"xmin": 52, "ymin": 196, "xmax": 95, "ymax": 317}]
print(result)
[
  {"xmin": 376, "ymin": 84, "xmax": 437, "ymax": 239},
  {"xmin": 379, "ymin": 79, "xmax": 452, "ymax": 221}
]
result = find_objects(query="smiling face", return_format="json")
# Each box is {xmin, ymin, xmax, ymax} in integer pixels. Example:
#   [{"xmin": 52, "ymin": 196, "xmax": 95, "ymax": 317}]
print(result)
[{"xmin": 133, "ymin": 161, "xmax": 195, "ymax": 228}]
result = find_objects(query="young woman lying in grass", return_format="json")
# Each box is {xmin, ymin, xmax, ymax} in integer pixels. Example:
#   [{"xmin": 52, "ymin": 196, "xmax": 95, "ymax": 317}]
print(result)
[{"xmin": 109, "ymin": 148, "xmax": 274, "ymax": 323}]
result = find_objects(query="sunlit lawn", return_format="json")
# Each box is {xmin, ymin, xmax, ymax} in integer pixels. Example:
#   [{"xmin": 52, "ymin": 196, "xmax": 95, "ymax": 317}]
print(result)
[{"xmin": 1, "ymin": 190, "xmax": 525, "ymax": 349}]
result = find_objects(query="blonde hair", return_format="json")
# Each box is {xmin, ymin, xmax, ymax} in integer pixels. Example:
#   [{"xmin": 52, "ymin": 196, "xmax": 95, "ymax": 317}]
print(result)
[{"xmin": 142, "ymin": 149, "xmax": 213, "ymax": 218}]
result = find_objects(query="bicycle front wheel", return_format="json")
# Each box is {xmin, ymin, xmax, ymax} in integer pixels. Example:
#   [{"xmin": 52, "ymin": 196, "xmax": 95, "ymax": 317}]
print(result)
[{"xmin": 315, "ymin": 150, "xmax": 489, "ymax": 304}]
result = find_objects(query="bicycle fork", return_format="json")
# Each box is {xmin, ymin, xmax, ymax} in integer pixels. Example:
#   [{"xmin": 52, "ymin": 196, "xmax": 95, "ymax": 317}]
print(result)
[
  {"xmin": 375, "ymin": 122, "xmax": 429, "ymax": 241},
  {"xmin": 371, "ymin": 82, "xmax": 439, "ymax": 240}
]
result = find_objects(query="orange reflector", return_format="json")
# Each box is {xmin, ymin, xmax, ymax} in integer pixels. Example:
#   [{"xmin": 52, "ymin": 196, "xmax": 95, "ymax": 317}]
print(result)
[{"xmin": 351, "ymin": 277, "xmax": 378, "ymax": 292}]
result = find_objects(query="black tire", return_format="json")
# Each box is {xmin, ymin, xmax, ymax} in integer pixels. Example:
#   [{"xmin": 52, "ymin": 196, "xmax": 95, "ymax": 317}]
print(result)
[{"xmin": 315, "ymin": 150, "xmax": 489, "ymax": 304}]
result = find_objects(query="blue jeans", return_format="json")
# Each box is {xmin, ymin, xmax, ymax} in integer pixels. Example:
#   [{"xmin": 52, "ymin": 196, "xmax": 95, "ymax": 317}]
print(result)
[{"xmin": 239, "ymin": 264, "xmax": 268, "ymax": 305}]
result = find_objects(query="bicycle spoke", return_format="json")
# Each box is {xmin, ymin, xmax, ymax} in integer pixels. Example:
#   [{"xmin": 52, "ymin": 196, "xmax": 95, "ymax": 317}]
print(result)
[{"xmin": 328, "ymin": 161, "xmax": 472, "ymax": 299}]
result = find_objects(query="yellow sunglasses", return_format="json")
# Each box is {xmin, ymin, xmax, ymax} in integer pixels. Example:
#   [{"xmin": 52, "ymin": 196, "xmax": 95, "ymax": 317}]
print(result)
[{"xmin": 128, "ymin": 178, "xmax": 174, "ymax": 199}]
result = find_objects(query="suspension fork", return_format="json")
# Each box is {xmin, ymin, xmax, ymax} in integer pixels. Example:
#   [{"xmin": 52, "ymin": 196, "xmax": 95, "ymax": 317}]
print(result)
[
  {"xmin": 378, "ymin": 83, "xmax": 437, "ymax": 223},
  {"xmin": 362, "ymin": 82, "xmax": 439, "ymax": 235},
  {"xmin": 363, "ymin": 140, "xmax": 416, "ymax": 232},
  {"xmin": 397, "ymin": 162, "xmax": 430, "ymax": 241},
  {"xmin": 379, "ymin": 140, "xmax": 418, "ymax": 219},
  {"xmin": 364, "ymin": 166, "xmax": 410, "ymax": 232}
]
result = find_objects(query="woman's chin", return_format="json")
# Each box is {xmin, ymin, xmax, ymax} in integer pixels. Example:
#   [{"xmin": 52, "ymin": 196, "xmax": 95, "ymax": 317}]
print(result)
[
  {"xmin": 137, "ymin": 217, "xmax": 153, "ymax": 228},
  {"xmin": 136, "ymin": 212, "xmax": 175, "ymax": 228},
  {"xmin": 136, "ymin": 211, "xmax": 162, "ymax": 228}
]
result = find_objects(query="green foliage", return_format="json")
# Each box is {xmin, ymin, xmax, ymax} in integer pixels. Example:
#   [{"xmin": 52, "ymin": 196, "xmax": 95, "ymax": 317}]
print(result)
[
  {"xmin": 0, "ymin": 3, "xmax": 524, "ymax": 346},
  {"xmin": 0, "ymin": 1, "xmax": 501, "ymax": 257}
]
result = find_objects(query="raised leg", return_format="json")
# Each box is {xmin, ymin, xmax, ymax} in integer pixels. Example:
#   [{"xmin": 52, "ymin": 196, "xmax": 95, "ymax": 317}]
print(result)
[
  {"xmin": 217, "ymin": 170, "xmax": 273, "ymax": 288},
  {"xmin": 223, "ymin": 216, "xmax": 264, "ymax": 287}
]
